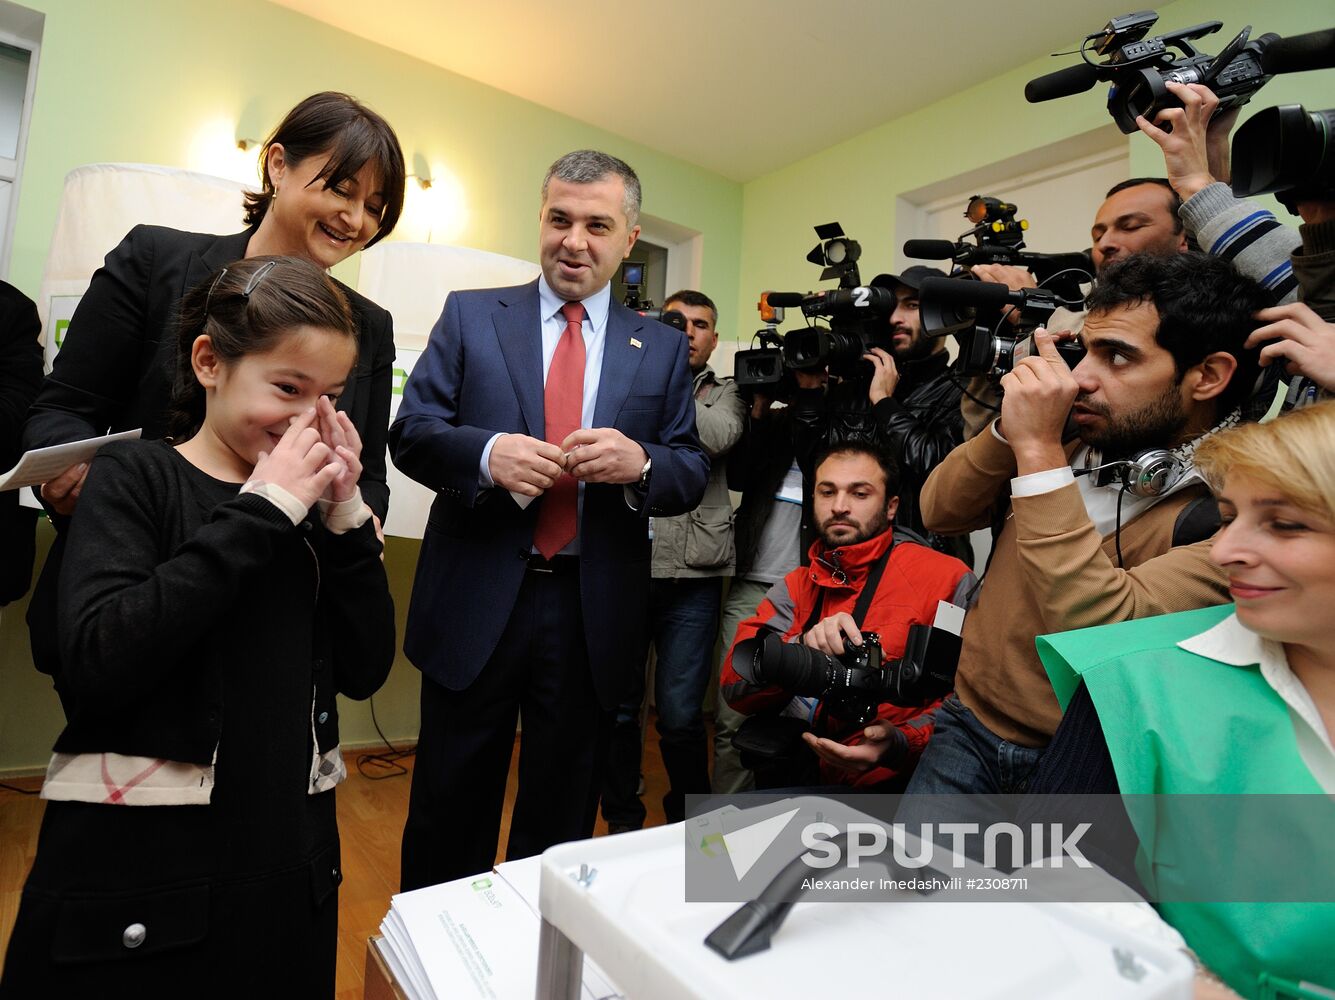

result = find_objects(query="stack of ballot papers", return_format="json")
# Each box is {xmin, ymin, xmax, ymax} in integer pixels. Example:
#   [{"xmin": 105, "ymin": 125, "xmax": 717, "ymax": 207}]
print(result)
[{"xmin": 377, "ymin": 855, "xmax": 622, "ymax": 1000}]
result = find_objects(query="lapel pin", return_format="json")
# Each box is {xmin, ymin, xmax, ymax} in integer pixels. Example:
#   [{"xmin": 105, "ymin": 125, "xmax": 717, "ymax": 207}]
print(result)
[{"xmin": 630, "ymin": 337, "xmax": 643, "ymax": 349}]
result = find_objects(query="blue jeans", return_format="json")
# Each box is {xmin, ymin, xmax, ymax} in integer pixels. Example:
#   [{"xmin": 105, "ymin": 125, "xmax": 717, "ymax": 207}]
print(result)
[
  {"xmin": 905, "ymin": 694, "xmax": 1045, "ymax": 795},
  {"xmin": 602, "ymin": 576, "xmax": 722, "ymax": 827}
]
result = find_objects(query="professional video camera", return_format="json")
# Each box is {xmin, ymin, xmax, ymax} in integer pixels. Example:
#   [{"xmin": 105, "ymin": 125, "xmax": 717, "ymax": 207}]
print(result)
[
  {"xmin": 1232, "ymin": 104, "xmax": 1335, "ymax": 214},
  {"xmin": 734, "ymin": 222, "xmax": 896, "ymax": 393},
  {"xmin": 904, "ymin": 195, "xmax": 1091, "ymax": 377},
  {"xmin": 732, "ymin": 625, "xmax": 960, "ymax": 739},
  {"xmin": 1024, "ymin": 10, "xmax": 1277, "ymax": 133},
  {"xmin": 620, "ymin": 260, "xmax": 686, "ymax": 332},
  {"xmin": 919, "ymin": 277, "xmax": 1087, "ymax": 378}
]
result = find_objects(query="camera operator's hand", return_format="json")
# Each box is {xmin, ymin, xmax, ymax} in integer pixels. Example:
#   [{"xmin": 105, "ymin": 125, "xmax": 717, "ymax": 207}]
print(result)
[
  {"xmin": 998, "ymin": 329, "xmax": 1079, "ymax": 475},
  {"xmin": 794, "ymin": 368, "xmax": 827, "ymax": 391},
  {"xmin": 863, "ymin": 347, "xmax": 899, "ymax": 404},
  {"xmin": 801, "ymin": 723, "xmax": 909, "ymax": 774},
  {"xmin": 1248, "ymin": 303, "xmax": 1335, "ymax": 391},
  {"xmin": 1136, "ymin": 82, "xmax": 1239, "ymax": 200},
  {"xmin": 750, "ymin": 391, "xmax": 774, "ymax": 421},
  {"xmin": 803, "ymin": 612, "xmax": 862, "ymax": 655},
  {"xmin": 969, "ymin": 264, "xmax": 1036, "ymax": 326}
]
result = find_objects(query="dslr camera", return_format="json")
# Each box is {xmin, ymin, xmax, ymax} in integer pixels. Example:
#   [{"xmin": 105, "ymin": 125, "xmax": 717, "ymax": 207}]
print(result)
[
  {"xmin": 733, "ymin": 624, "xmax": 960, "ymax": 740},
  {"xmin": 1025, "ymin": 10, "xmax": 1276, "ymax": 133}
]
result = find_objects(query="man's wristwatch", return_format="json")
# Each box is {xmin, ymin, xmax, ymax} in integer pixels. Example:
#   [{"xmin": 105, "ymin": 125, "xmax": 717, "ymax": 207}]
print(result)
[{"xmin": 637, "ymin": 455, "xmax": 652, "ymax": 490}]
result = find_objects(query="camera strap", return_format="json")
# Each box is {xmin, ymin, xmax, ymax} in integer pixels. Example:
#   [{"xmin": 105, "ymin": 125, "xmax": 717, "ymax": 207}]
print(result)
[{"xmin": 801, "ymin": 542, "xmax": 893, "ymax": 637}]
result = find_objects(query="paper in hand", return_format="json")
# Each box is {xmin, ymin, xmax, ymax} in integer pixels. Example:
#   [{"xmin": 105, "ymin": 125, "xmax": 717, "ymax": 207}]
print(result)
[{"xmin": 0, "ymin": 429, "xmax": 143, "ymax": 492}]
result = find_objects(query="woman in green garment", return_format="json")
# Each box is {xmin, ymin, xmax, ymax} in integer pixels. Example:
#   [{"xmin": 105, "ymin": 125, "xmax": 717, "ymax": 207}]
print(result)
[{"xmin": 1035, "ymin": 401, "xmax": 1335, "ymax": 1000}]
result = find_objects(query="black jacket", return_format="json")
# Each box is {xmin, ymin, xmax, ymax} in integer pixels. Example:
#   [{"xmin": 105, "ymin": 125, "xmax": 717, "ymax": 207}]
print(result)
[
  {"xmin": 53, "ymin": 440, "xmax": 394, "ymax": 764},
  {"xmin": 872, "ymin": 350, "xmax": 970, "ymax": 562},
  {"xmin": 728, "ymin": 404, "xmax": 798, "ymax": 576},
  {"xmin": 0, "ymin": 281, "xmax": 42, "ymax": 604}
]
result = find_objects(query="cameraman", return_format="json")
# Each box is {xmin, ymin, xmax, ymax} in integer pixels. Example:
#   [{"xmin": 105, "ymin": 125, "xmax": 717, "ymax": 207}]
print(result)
[
  {"xmin": 790, "ymin": 266, "xmax": 969, "ymax": 560},
  {"xmin": 964, "ymin": 176, "xmax": 1189, "ymax": 437},
  {"xmin": 863, "ymin": 267, "xmax": 971, "ymax": 563},
  {"xmin": 905, "ymin": 252, "xmax": 1269, "ymax": 796},
  {"xmin": 720, "ymin": 440, "xmax": 975, "ymax": 790}
]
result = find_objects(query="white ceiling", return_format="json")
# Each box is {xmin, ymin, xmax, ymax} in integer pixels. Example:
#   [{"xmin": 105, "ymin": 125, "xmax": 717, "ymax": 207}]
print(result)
[{"xmin": 269, "ymin": 0, "xmax": 1122, "ymax": 182}]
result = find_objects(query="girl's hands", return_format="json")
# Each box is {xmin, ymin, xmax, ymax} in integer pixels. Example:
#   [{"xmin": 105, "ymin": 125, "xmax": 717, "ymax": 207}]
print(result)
[
  {"xmin": 251, "ymin": 408, "xmax": 342, "ymax": 509},
  {"xmin": 316, "ymin": 396, "xmax": 363, "ymax": 503}
]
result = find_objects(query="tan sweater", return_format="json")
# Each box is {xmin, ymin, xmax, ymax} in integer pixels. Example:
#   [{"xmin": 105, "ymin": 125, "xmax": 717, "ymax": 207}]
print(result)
[{"xmin": 920, "ymin": 427, "xmax": 1230, "ymax": 746}]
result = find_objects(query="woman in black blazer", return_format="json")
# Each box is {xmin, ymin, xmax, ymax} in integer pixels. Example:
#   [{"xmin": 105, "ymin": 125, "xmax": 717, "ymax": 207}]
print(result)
[{"xmin": 22, "ymin": 91, "xmax": 406, "ymax": 682}]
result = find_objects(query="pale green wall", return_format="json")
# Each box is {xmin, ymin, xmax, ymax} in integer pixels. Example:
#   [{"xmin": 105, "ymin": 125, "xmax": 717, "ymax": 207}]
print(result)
[
  {"xmin": 733, "ymin": 0, "xmax": 1335, "ymax": 332},
  {"xmin": 0, "ymin": 0, "xmax": 742, "ymax": 774}
]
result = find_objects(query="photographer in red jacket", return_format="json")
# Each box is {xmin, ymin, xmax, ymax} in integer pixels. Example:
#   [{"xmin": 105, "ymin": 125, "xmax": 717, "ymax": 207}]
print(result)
[{"xmin": 720, "ymin": 440, "xmax": 975, "ymax": 789}]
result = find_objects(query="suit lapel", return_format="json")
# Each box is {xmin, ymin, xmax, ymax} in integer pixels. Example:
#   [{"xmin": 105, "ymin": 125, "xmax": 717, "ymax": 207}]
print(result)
[
  {"xmin": 493, "ymin": 281, "xmax": 545, "ymax": 439},
  {"xmin": 185, "ymin": 230, "xmax": 254, "ymax": 296},
  {"xmin": 593, "ymin": 303, "xmax": 648, "ymax": 428}
]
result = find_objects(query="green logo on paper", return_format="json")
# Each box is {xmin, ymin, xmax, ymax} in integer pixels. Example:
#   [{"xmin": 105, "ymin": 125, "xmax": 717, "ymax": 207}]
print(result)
[
  {"xmin": 55, "ymin": 318, "xmax": 69, "ymax": 348},
  {"xmin": 471, "ymin": 877, "xmax": 493, "ymax": 891}
]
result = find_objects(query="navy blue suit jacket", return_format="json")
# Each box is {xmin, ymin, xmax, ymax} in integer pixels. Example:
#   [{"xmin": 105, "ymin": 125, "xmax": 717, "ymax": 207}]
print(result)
[{"xmin": 390, "ymin": 280, "xmax": 708, "ymax": 709}]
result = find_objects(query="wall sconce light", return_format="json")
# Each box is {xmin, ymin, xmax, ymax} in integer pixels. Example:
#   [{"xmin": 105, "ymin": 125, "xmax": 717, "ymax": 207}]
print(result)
[
  {"xmin": 236, "ymin": 136, "xmax": 259, "ymax": 152},
  {"xmin": 408, "ymin": 172, "xmax": 433, "ymax": 191}
]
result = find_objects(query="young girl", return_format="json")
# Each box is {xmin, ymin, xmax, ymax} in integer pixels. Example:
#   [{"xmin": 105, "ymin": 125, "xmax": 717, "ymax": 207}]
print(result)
[{"xmin": 1, "ymin": 256, "xmax": 395, "ymax": 997}]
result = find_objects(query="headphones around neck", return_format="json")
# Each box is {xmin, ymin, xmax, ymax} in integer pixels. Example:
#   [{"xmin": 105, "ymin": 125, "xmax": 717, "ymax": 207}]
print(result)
[{"xmin": 1079, "ymin": 449, "xmax": 1189, "ymax": 499}]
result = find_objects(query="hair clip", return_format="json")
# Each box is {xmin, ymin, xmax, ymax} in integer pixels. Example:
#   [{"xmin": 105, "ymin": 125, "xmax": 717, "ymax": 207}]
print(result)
[
  {"xmin": 204, "ymin": 267, "xmax": 228, "ymax": 317},
  {"xmin": 242, "ymin": 260, "xmax": 280, "ymax": 297}
]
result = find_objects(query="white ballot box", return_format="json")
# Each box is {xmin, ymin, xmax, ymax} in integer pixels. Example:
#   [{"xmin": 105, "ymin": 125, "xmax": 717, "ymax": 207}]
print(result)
[{"xmin": 536, "ymin": 811, "xmax": 1195, "ymax": 1000}]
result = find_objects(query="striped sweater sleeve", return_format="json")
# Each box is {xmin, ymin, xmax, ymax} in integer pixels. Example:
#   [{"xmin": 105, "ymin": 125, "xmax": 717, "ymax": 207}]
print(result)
[{"xmin": 1179, "ymin": 182, "xmax": 1300, "ymax": 305}]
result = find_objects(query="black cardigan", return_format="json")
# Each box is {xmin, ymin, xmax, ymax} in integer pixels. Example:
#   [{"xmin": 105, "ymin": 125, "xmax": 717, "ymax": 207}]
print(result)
[{"xmin": 51, "ymin": 440, "xmax": 394, "ymax": 765}]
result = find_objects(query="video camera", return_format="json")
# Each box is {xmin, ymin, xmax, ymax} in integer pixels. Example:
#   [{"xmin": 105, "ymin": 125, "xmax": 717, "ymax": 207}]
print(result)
[
  {"xmin": 620, "ymin": 260, "xmax": 686, "ymax": 333},
  {"xmin": 919, "ymin": 277, "xmax": 1087, "ymax": 377},
  {"xmin": 905, "ymin": 195, "xmax": 1091, "ymax": 378},
  {"xmin": 1228, "ymin": 27, "xmax": 1335, "ymax": 213},
  {"xmin": 733, "ymin": 624, "xmax": 961, "ymax": 739},
  {"xmin": 733, "ymin": 222, "xmax": 896, "ymax": 395},
  {"xmin": 1025, "ymin": 10, "xmax": 1277, "ymax": 133}
]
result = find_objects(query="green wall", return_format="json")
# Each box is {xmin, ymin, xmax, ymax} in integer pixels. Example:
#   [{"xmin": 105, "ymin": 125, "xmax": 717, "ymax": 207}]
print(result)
[{"xmin": 733, "ymin": 0, "xmax": 1335, "ymax": 331}]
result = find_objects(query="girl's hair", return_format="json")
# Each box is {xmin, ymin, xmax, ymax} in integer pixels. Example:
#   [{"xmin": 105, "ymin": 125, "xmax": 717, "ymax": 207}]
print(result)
[
  {"xmin": 1195, "ymin": 400, "xmax": 1335, "ymax": 521},
  {"xmin": 168, "ymin": 256, "xmax": 357, "ymax": 441},
  {"xmin": 242, "ymin": 91, "xmax": 406, "ymax": 246}
]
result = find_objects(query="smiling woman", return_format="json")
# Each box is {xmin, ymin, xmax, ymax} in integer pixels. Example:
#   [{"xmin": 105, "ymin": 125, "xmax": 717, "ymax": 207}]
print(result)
[
  {"xmin": 20, "ymin": 91, "xmax": 406, "ymax": 683},
  {"xmin": 1032, "ymin": 401, "xmax": 1335, "ymax": 998}
]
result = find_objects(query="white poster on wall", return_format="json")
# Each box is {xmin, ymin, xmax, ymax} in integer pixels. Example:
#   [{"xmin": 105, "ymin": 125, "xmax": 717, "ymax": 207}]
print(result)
[{"xmin": 359, "ymin": 241, "xmax": 541, "ymax": 539}]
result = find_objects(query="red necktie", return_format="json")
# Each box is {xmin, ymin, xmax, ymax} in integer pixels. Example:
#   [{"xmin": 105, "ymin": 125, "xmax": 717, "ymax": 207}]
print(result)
[{"xmin": 533, "ymin": 302, "xmax": 586, "ymax": 558}]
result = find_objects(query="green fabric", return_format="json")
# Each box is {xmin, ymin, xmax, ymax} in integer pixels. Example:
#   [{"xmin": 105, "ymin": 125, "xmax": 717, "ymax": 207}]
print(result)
[{"xmin": 1036, "ymin": 607, "xmax": 1335, "ymax": 999}]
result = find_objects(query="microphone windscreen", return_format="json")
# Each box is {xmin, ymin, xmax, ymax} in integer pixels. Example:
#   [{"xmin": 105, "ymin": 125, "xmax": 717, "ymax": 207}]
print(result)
[
  {"xmin": 764, "ymin": 292, "xmax": 806, "ymax": 308},
  {"xmin": 1260, "ymin": 28, "xmax": 1335, "ymax": 75},
  {"xmin": 1024, "ymin": 62, "xmax": 1100, "ymax": 103},
  {"xmin": 918, "ymin": 277, "xmax": 1015, "ymax": 309},
  {"xmin": 902, "ymin": 239, "xmax": 958, "ymax": 260}
]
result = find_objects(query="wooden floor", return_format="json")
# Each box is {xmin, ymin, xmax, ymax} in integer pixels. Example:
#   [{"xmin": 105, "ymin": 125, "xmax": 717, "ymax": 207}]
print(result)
[{"xmin": 0, "ymin": 724, "xmax": 674, "ymax": 999}]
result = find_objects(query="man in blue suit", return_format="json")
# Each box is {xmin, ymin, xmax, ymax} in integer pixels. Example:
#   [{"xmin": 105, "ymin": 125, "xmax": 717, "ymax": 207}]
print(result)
[{"xmin": 392, "ymin": 150, "xmax": 708, "ymax": 888}]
